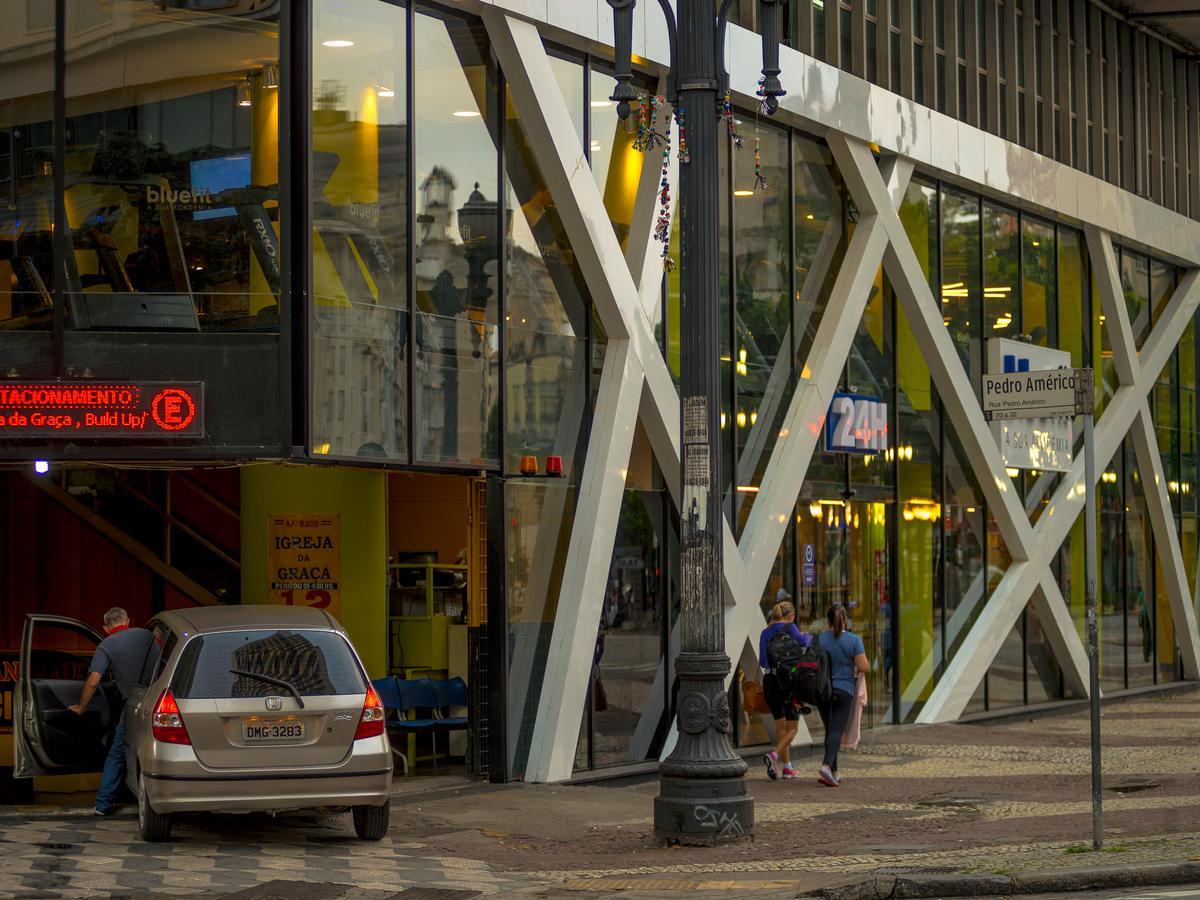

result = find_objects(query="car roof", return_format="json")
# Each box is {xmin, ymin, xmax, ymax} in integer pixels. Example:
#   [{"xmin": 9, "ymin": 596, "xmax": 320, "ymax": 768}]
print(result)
[{"xmin": 155, "ymin": 605, "xmax": 343, "ymax": 636}]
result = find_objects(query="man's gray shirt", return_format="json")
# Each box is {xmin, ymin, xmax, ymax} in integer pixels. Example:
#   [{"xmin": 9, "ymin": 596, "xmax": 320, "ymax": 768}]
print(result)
[{"xmin": 89, "ymin": 627, "xmax": 154, "ymax": 700}]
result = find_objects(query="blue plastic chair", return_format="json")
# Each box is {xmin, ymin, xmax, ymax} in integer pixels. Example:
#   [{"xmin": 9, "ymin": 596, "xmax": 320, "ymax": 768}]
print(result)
[
  {"xmin": 430, "ymin": 677, "xmax": 468, "ymax": 731},
  {"xmin": 369, "ymin": 676, "xmax": 408, "ymax": 775}
]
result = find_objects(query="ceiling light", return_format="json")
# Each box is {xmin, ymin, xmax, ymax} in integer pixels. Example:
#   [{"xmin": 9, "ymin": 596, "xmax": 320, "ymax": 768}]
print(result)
[
  {"xmin": 376, "ymin": 85, "xmax": 395, "ymax": 97},
  {"xmin": 34, "ymin": 460, "xmax": 49, "ymax": 475},
  {"xmin": 322, "ymin": 39, "xmax": 354, "ymax": 48},
  {"xmin": 734, "ymin": 189, "xmax": 754, "ymax": 197},
  {"xmin": 453, "ymin": 110, "xmax": 481, "ymax": 118},
  {"xmin": 590, "ymin": 99, "xmax": 612, "ymax": 108},
  {"xmin": 236, "ymin": 78, "xmax": 252, "ymax": 107},
  {"xmin": 262, "ymin": 63, "xmax": 280, "ymax": 89}
]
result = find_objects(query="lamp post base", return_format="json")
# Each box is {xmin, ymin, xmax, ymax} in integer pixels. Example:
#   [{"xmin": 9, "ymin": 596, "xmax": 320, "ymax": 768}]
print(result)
[{"xmin": 654, "ymin": 776, "xmax": 754, "ymax": 846}]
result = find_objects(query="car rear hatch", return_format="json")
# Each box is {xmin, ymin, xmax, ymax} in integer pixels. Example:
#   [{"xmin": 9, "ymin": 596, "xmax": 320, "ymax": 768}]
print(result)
[{"xmin": 169, "ymin": 628, "xmax": 367, "ymax": 769}]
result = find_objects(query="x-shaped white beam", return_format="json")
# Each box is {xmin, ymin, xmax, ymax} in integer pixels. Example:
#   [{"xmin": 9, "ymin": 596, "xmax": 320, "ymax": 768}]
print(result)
[{"xmin": 1086, "ymin": 227, "xmax": 1200, "ymax": 679}]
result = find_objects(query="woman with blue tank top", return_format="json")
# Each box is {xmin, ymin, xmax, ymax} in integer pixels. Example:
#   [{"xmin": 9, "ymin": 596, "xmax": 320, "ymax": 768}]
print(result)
[{"xmin": 815, "ymin": 603, "xmax": 869, "ymax": 786}]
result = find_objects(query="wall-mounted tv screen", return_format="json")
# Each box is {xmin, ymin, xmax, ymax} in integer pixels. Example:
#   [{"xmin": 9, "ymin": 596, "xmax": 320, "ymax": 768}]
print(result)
[{"xmin": 189, "ymin": 153, "xmax": 252, "ymax": 220}]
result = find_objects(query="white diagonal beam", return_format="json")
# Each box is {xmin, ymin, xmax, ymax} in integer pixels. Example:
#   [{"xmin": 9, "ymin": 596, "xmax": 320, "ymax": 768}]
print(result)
[
  {"xmin": 1089, "ymin": 225, "xmax": 1200, "ymax": 679},
  {"xmin": 828, "ymin": 136, "xmax": 1090, "ymax": 719}
]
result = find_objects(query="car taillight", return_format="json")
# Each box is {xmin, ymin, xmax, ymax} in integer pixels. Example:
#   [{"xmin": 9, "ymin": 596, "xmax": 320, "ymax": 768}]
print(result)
[
  {"xmin": 152, "ymin": 689, "xmax": 191, "ymax": 745},
  {"xmin": 354, "ymin": 685, "xmax": 385, "ymax": 740}
]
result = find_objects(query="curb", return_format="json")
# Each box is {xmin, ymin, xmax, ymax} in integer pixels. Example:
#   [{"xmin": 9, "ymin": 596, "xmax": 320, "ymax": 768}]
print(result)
[{"xmin": 799, "ymin": 859, "xmax": 1200, "ymax": 899}]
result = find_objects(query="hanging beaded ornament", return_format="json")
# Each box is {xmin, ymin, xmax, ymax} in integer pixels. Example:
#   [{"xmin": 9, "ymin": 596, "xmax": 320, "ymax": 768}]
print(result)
[
  {"xmin": 632, "ymin": 94, "xmax": 669, "ymax": 152},
  {"xmin": 753, "ymin": 128, "xmax": 768, "ymax": 192},
  {"xmin": 674, "ymin": 104, "xmax": 690, "ymax": 165},
  {"xmin": 755, "ymin": 76, "xmax": 773, "ymax": 117},
  {"xmin": 721, "ymin": 91, "xmax": 744, "ymax": 150}
]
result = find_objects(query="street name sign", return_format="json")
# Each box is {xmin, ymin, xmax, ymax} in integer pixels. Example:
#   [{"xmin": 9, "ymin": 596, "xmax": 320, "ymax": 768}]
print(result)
[{"xmin": 983, "ymin": 369, "xmax": 1081, "ymax": 421}]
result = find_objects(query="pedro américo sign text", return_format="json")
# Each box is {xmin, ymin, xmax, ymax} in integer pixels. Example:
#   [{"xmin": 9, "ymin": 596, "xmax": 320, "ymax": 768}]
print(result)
[{"xmin": 0, "ymin": 382, "xmax": 204, "ymax": 439}]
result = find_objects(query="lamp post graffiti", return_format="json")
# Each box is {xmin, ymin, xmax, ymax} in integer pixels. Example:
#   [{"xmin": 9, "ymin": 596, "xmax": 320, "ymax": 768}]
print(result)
[{"xmin": 606, "ymin": 0, "xmax": 787, "ymax": 846}]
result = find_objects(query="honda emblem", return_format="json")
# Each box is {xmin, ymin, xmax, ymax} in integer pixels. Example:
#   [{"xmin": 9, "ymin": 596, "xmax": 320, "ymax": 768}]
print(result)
[{"xmin": 265, "ymin": 697, "xmax": 283, "ymax": 711}]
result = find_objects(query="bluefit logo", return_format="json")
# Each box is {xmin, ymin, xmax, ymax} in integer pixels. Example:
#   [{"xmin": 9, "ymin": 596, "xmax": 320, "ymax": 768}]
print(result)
[{"xmin": 146, "ymin": 185, "xmax": 212, "ymax": 211}]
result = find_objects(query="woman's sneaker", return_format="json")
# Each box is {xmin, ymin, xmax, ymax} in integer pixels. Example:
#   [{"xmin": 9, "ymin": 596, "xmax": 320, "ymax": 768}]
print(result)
[
  {"xmin": 781, "ymin": 766, "xmax": 798, "ymax": 780},
  {"xmin": 818, "ymin": 765, "xmax": 839, "ymax": 787},
  {"xmin": 763, "ymin": 751, "xmax": 779, "ymax": 780}
]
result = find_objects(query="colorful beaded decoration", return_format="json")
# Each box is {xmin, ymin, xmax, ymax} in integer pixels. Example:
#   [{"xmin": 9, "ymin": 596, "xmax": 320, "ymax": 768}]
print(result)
[
  {"xmin": 756, "ymin": 76, "xmax": 773, "ymax": 116},
  {"xmin": 753, "ymin": 128, "xmax": 768, "ymax": 192},
  {"xmin": 655, "ymin": 138, "xmax": 674, "ymax": 271},
  {"xmin": 674, "ymin": 103, "xmax": 690, "ymax": 164},
  {"xmin": 632, "ymin": 94, "xmax": 668, "ymax": 152},
  {"xmin": 722, "ymin": 91, "xmax": 744, "ymax": 149}
]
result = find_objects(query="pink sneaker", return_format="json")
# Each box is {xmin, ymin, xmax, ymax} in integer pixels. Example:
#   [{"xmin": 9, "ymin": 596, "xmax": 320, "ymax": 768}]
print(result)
[
  {"xmin": 763, "ymin": 751, "xmax": 779, "ymax": 780},
  {"xmin": 781, "ymin": 766, "xmax": 798, "ymax": 780}
]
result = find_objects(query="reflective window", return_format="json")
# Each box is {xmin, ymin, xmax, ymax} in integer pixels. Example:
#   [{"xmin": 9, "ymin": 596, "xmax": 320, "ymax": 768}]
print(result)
[
  {"xmin": 412, "ymin": 10, "xmax": 500, "ymax": 466},
  {"xmin": 1121, "ymin": 248, "xmax": 1150, "ymax": 348},
  {"xmin": 982, "ymin": 204, "xmax": 1019, "ymax": 342},
  {"xmin": 1125, "ymin": 441, "xmax": 1154, "ymax": 687},
  {"xmin": 589, "ymin": 68, "xmax": 647, "ymax": 249},
  {"xmin": 312, "ymin": 0, "xmax": 409, "ymax": 461},
  {"xmin": 504, "ymin": 75, "xmax": 590, "ymax": 479},
  {"xmin": 0, "ymin": 0, "xmax": 54, "ymax": 372},
  {"xmin": 1021, "ymin": 218, "xmax": 1056, "ymax": 346},
  {"xmin": 63, "ymin": 2, "xmax": 281, "ymax": 334},
  {"xmin": 940, "ymin": 191, "xmax": 980, "ymax": 381},
  {"xmin": 733, "ymin": 121, "xmax": 791, "ymax": 531}
]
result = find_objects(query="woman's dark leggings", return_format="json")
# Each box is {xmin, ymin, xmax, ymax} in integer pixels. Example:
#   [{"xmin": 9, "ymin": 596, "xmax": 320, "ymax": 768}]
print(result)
[{"xmin": 818, "ymin": 689, "xmax": 855, "ymax": 770}]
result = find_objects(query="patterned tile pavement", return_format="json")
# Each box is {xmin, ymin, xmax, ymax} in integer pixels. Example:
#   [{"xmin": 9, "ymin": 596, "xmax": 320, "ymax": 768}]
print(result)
[{"xmin": 1, "ymin": 687, "xmax": 1197, "ymax": 897}]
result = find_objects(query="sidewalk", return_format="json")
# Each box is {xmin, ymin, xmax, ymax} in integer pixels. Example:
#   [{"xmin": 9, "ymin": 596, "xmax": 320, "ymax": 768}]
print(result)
[{"xmin": 1, "ymin": 687, "xmax": 1197, "ymax": 898}]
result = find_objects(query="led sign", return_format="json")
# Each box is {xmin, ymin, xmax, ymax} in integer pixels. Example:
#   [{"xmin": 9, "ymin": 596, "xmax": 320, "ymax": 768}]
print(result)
[
  {"xmin": 825, "ymin": 392, "xmax": 888, "ymax": 454},
  {"xmin": 0, "ymin": 382, "xmax": 204, "ymax": 439}
]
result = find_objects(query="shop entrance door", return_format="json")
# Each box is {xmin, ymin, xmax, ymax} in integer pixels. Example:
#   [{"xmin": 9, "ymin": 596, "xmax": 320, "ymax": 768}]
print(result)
[{"xmin": 795, "ymin": 498, "xmax": 892, "ymax": 729}]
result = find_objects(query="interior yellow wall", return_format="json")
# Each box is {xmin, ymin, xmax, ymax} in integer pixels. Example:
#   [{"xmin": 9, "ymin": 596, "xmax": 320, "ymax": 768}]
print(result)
[{"xmin": 241, "ymin": 464, "xmax": 387, "ymax": 678}]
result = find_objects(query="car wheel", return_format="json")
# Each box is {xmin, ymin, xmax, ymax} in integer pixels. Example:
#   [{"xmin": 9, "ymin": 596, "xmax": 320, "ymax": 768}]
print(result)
[
  {"xmin": 352, "ymin": 799, "xmax": 390, "ymax": 841},
  {"xmin": 137, "ymin": 772, "xmax": 173, "ymax": 843}
]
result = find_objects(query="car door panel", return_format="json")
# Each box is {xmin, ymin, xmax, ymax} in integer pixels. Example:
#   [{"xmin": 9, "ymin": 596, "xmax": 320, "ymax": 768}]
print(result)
[{"xmin": 15, "ymin": 614, "xmax": 115, "ymax": 778}]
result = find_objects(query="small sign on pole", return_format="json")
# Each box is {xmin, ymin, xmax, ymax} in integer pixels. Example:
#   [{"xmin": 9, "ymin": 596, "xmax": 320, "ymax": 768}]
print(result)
[{"xmin": 982, "ymin": 369, "xmax": 1081, "ymax": 421}]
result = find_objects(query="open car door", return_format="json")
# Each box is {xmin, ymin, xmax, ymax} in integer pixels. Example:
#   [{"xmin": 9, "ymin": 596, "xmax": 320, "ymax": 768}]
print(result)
[{"xmin": 15, "ymin": 614, "xmax": 120, "ymax": 778}]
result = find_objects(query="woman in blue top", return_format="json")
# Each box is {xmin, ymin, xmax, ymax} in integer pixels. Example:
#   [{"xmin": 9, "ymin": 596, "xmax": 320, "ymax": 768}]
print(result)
[
  {"xmin": 758, "ymin": 600, "xmax": 811, "ymax": 781},
  {"xmin": 816, "ymin": 603, "xmax": 869, "ymax": 786}
]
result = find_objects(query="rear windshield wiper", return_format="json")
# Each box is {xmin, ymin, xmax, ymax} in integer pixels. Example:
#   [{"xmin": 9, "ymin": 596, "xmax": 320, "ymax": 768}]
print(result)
[{"xmin": 229, "ymin": 668, "xmax": 306, "ymax": 709}]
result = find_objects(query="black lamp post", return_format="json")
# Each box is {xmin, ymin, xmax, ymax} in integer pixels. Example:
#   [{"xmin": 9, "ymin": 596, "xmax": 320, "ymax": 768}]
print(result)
[{"xmin": 607, "ymin": 0, "xmax": 786, "ymax": 846}]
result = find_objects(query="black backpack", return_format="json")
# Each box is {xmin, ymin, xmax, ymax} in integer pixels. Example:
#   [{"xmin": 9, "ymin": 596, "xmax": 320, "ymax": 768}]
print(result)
[{"xmin": 767, "ymin": 630, "xmax": 832, "ymax": 706}]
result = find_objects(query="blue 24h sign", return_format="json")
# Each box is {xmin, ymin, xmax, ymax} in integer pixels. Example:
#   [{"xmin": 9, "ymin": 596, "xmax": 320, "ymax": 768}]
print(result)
[{"xmin": 825, "ymin": 392, "xmax": 888, "ymax": 454}]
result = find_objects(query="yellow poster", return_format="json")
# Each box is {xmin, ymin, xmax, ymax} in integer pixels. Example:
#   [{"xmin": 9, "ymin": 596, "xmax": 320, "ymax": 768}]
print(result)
[{"xmin": 267, "ymin": 514, "xmax": 341, "ymax": 620}]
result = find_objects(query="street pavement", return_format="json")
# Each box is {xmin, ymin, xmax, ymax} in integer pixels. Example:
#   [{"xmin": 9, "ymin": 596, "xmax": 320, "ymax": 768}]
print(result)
[{"xmin": 0, "ymin": 686, "xmax": 1197, "ymax": 898}]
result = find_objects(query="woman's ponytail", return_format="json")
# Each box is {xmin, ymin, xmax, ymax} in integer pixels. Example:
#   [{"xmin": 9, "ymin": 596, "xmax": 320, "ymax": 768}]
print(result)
[{"xmin": 827, "ymin": 603, "xmax": 847, "ymax": 637}]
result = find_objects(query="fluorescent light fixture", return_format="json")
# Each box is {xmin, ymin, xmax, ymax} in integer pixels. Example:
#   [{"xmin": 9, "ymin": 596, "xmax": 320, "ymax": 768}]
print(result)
[
  {"xmin": 453, "ymin": 110, "xmax": 481, "ymax": 118},
  {"xmin": 322, "ymin": 39, "xmax": 354, "ymax": 48},
  {"xmin": 33, "ymin": 460, "xmax": 49, "ymax": 475},
  {"xmin": 733, "ymin": 189, "xmax": 754, "ymax": 197},
  {"xmin": 590, "ymin": 99, "xmax": 612, "ymax": 108}
]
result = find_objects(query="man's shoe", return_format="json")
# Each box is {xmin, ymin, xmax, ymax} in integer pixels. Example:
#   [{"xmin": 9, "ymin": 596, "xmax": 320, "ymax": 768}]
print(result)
[
  {"xmin": 817, "ymin": 765, "xmax": 838, "ymax": 787},
  {"xmin": 91, "ymin": 808, "xmax": 114, "ymax": 817},
  {"xmin": 763, "ymin": 751, "xmax": 778, "ymax": 780}
]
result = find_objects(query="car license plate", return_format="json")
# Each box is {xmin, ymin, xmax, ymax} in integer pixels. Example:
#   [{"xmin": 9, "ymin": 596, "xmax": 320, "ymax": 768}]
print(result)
[{"xmin": 243, "ymin": 719, "xmax": 305, "ymax": 741}]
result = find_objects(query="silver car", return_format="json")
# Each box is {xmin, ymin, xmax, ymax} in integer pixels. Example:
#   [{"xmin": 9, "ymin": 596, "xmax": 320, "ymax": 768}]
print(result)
[{"xmin": 15, "ymin": 606, "xmax": 392, "ymax": 842}]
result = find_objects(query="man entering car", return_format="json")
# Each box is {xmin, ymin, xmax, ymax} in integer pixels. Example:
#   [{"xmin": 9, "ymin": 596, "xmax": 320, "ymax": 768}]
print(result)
[{"xmin": 68, "ymin": 607, "xmax": 153, "ymax": 816}]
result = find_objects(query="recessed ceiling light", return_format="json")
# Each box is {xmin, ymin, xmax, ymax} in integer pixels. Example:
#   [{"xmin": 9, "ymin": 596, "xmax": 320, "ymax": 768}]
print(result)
[
  {"xmin": 733, "ymin": 189, "xmax": 754, "ymax": 197},
  {"xmin": 322, "ymin": 39, "xmax": 354, "ymax": 48},
  {"xmin": 452, "ymin": 110, "xmax": 481, "ymax": 117}
]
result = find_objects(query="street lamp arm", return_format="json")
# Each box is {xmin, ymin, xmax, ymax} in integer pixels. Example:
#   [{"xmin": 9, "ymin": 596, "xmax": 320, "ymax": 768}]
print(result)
[
  {"xmin": 715, "ymin": 0, "xmax": 735, "ymax": 94},
  {"xmin": 758, "ymin": 0, "xmax": 788, "ymax": 113},
  {"xmin": 656, "ymin": 0, "xmax": 680, "ymax": 102}
]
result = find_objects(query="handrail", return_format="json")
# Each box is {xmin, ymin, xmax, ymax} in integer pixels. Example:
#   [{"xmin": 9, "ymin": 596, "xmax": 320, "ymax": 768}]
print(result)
[{"xmin": 23, "ymin": 472, "xmax": 221, "ymax": 607}]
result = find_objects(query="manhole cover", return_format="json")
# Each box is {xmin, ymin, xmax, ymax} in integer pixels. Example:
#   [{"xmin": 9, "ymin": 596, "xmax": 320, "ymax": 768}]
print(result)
[
  {"xmin": 1111, "ymin": 781, "xmax": 1160, "ymax": 794},
  {"xmin": 919, "ymin": 797, "xmax": 989, "ymax": 807},
  {"xmin": 389, "ymin": 824, "xmax": 463, "ymax": 838}
]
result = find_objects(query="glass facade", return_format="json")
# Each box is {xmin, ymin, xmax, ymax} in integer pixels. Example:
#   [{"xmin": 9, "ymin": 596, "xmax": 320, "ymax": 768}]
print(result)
[{"xmin": 6, "ymin": 0, "xmax": 1200, "ymax": 786}]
